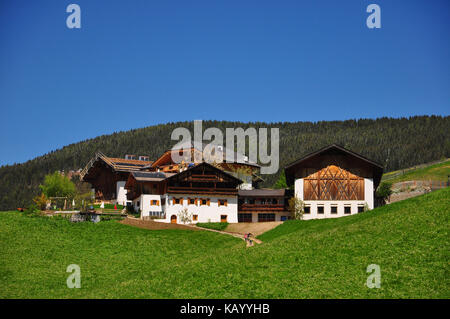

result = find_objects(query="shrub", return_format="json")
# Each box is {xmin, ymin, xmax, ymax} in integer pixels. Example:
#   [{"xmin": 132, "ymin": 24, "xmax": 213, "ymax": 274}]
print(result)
[
  {"xmin": 177, "ymin": 208, "xmax": 192, "ymax": 224},
  {"xmin": 376, "ymin": 181, "xmax": 393, "ymax": 202},
  {"xmin": 24, "ymin": 203, "xmax": 40, "ymax": 217},
  {"xmin": 33, "ymin": 193, "xmax": 48, "ymax": 210},
  {"xmin": 40, "ymin": 172, "xmax": 76, "ymax": 199},
  {"xmin": 288, "ymin": 196, "xmax": 304, "ymax": 220}
]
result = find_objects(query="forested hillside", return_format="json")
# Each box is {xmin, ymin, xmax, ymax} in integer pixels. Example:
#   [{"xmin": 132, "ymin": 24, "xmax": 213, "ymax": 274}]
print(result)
[{"xmin": 0, "ymin": 116, "xmax": 449, "ymax": 210}]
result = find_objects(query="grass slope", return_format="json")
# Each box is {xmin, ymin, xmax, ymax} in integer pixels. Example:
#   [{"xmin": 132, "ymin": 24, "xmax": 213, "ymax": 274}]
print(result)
[
  {"xmin": 1, "ymin": 188, "xmax": 449, "ymax": 298},
  {"xmin": 382, "ymin": 159, "xmax": 450, "ymax": 183}
]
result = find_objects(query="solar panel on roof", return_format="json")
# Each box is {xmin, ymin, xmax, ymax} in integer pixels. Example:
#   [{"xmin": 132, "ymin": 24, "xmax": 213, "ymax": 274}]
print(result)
[{"xmin": 132, "ymin": 172, "xmax": 167, "ymax": 178}]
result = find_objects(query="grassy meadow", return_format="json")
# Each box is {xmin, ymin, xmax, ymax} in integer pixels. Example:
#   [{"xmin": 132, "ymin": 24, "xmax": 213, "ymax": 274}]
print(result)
[
  {"xmin": 382, "ymin": 159, "xmax": 450, "ymax": 183},
  {"xmin": 1, "ymin": 188, "xmax": 449, "ymax": 298}
]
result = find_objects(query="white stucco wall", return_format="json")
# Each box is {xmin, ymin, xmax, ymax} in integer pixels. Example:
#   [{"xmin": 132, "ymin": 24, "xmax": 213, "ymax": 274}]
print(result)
[
  {"xmin": 157, "ymin": 194, "xmax": 238, "ymax": 224},
  {"xmin": 136, "ymin": 194, "xmax": 164, "ymax": 218},
  {"xmin": 302, "ymin": 200, "xmax": 367, "ymax": 220},
  {"xmin": 364, "ymin": 178, "xmax": 374, "ymax": 209},
  {"xmin": 116, "ymin": 181, "xmax": 128, "ymax": 206},
  {"xmin": 295, "ymin": 178, "xmax": 304, "ymax": 199}
]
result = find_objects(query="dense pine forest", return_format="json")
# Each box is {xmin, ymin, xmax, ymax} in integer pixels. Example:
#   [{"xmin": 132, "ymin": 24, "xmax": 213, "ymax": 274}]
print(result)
[{"xmin": 0, "ymin": 116, "xmax": 449, "ymax": 211}]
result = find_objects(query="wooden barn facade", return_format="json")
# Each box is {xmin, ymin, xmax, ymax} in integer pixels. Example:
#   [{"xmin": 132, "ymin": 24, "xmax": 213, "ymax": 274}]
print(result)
[
  {"xmin": 285, "ymin": 144, "xmax": 383, "ymax": 219},
  {"xmin": 80, "ymin": 152, "xmax": 153, "ymax": 205}
]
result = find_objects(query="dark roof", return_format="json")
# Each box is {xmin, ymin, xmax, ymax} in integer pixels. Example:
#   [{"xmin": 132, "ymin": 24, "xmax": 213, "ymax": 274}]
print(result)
[
  {"xmin": 285, "ymin": 144, "xmax": 383, "ymax": 170},
  {"xmin": 130, "ymin": 171, "xmax": 174, "ymax": 182},
  {"xmin": 81, "ymin": 152, "xmax": 153, "ymax": 181},
  {"xmin": 284, "ymin": 144, "xmax": 384, "ymax": 188},
  {"xmin": 238, "ymin": 189, "xmax": 286, "ymax": 197}
]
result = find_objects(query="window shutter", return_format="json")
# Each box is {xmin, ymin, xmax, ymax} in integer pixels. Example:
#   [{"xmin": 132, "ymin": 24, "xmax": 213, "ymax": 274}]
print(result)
[
  {"xmin": 224, "ymin": 200, "xmax": 228, "ymax": 207},
  {"xmin": 207, "ymin": 198, "xmax": 210, "ymax": 206},
  {"xmin": 172, "ymin": 198, "xmax": 175, "ymax": 205},
  {"xmin": 195, "ymin": 198, "xmax": 198, "ymax": 206},
  {"xmin": 157, "ymin": 200, "xmax": 160, "ymax": 206},
  {"xmin": 180, "ymin": 198, "xmax": 183, "ymax": 205}
]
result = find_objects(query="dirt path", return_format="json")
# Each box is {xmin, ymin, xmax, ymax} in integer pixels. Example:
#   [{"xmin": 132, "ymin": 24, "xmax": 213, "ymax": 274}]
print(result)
[
  {"xmin": 188, "ymin": 225, "xmax": 262, "ymax": 246},
  {"xmin": 120, "ymin": 217, "xmax": 199, "ymax": 231},
  {"xmin": 121, "ymin": 217, "xmax": 263, "ymax": 247},
  {"xmin": 225, "ymin": 221, "xmax": 282, "ymax": 237}
]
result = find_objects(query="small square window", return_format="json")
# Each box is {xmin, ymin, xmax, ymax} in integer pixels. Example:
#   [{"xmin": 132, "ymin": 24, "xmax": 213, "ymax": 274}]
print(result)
[
  {"xmin": 344, "ymin": 206, "xmax": 351, "ymax": 214},
  {"xmin": 331, "ymin": 206, "xmax": 337, "ymax": 214},
  {"xmin": 318, "ymin": 206, "xmax": 324, "ymax": 214},
  {"xmin": 201, "ymin": 199, "xmax": 207, "ymax": 206},
  {"xmin": 304, "ymin": 206, "xmax": 310, "ymax": 214},
  {"xmin": 189, "ymin": 198, "xmax": 195, "ymax": 205},
  {"xmin": 193, "ymin": 215, "xmax": 198, "ymax": 221},
  {"xmin": 358, "ymin": 205, "xmax": 364, "ymax": 213}
]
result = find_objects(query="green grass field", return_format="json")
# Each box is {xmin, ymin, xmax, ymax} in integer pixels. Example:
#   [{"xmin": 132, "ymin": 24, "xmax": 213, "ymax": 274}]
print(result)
[
  {"xmin": 382, "ymin": 159, "xmax": 450, "ymax": 184},
  {"xmin": 1, "ymin": 188, "xmax": 449, "ymax": 298}
]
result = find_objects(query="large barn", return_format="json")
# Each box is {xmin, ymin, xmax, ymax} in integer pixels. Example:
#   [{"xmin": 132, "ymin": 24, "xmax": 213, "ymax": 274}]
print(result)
[
  {"xmin": 285, "ymin": 144, "xmax": 383, "ymax": 220},
  {"xmin": 80, "ymin": 152, "xmax": 152, "ymax": 205}
]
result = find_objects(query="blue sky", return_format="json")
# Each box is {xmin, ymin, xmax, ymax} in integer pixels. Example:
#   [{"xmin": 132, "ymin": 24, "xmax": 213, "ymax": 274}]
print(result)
[{"xmin": 0, "ymin": 0, "xmax": 449, "ymax": 166}]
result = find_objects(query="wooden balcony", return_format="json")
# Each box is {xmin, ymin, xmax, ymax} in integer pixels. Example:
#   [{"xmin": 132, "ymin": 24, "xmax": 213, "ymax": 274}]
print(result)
[
  {"xmin": 238, "ymin": 203, "xmax": 285, "ymax": 211},
  {"xmin": 167, "ymin": 186, "xmax": 237, "ymax": 195}
]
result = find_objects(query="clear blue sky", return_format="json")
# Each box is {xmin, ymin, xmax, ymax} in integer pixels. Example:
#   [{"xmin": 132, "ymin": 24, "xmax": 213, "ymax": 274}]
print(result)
[{"xmin": 0, "ymin": 0, "xmax": 449, "ymax": 166}]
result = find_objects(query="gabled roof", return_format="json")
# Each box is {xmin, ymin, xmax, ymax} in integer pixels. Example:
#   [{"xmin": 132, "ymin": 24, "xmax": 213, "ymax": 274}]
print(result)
[
  {"xmin": 80, "ymin": 152, "xmax": 153, "ymax": 181},
  {"xmin": 285, "ymin": 144, "xmax": 383, "ymax": 170},
  {"xmin": 284, "ymin": 144, "xmax": 384, "ymax": 187}
]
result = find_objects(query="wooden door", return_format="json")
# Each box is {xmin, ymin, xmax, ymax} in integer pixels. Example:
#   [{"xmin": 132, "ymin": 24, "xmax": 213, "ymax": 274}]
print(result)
[{"xmin": 170, "ymin": 215, "xmax": 177, "ymax": 223}]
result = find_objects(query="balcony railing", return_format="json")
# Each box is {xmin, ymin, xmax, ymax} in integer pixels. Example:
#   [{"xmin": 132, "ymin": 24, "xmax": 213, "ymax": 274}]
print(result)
[{"xmin": 238, "ymin": 203, "xmax": 285, "ymax": 211}]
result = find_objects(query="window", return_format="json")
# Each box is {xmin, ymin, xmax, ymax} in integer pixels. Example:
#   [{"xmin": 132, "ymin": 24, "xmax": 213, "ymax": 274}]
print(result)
[
  {"xmin": 331, "ymin": 205, "xmax": 337, "ymax": 214},
  {"xmin": 218, "ymin": 199, "xmax": 228, "ymax": 207},
  {"xmin": 151, "ymin": 200, "xmax": 159, "ymax": 206},
  {"xmin": 317, "ymin": 205, "xmax": 324, "ymax": 214},
  {"xmin": 173, "ymin": 197, "xmax": 183, "ymax": 205},
  {"xmin": 193, "ymin": 215, "xmax": 198, "ymax": 221},
  {"xmin": 188, "ymin": 198, "xmax": 196, "ymax": 205},
  {"xmin": 358, "ymin": 205, "xmax": 364, "ymax": 213},
  {"xmin": 258, "ymin": 213, "xmax": 275, "ymax": 222},
  {"xmin": 344, "ymin": 206, "xmax": 351, "ymax": 214},
  {"xmin": 201, "ymin": 199, "xmax": 210, "ymax": 206},
  {"xmin": 272, "ymin": 199, "xmax": 278, "ymax": 205},
  {"xmin": 249, "ymin": 199, "xmax": 255, "ymax": 204},
  {"xmin": 221, "ymin": 215, "xmax": 227, "ymax": 222},
  {"xmin": 304, "ymin": 206, "xmax": 310, "ymax": 214},
  {"xmin": 238, "ymin": 213, "xmax": 252, "ymax": 222},
  {"xmin": 260, "ymin": 198, "xmax": 266, "ymax": 204}
]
